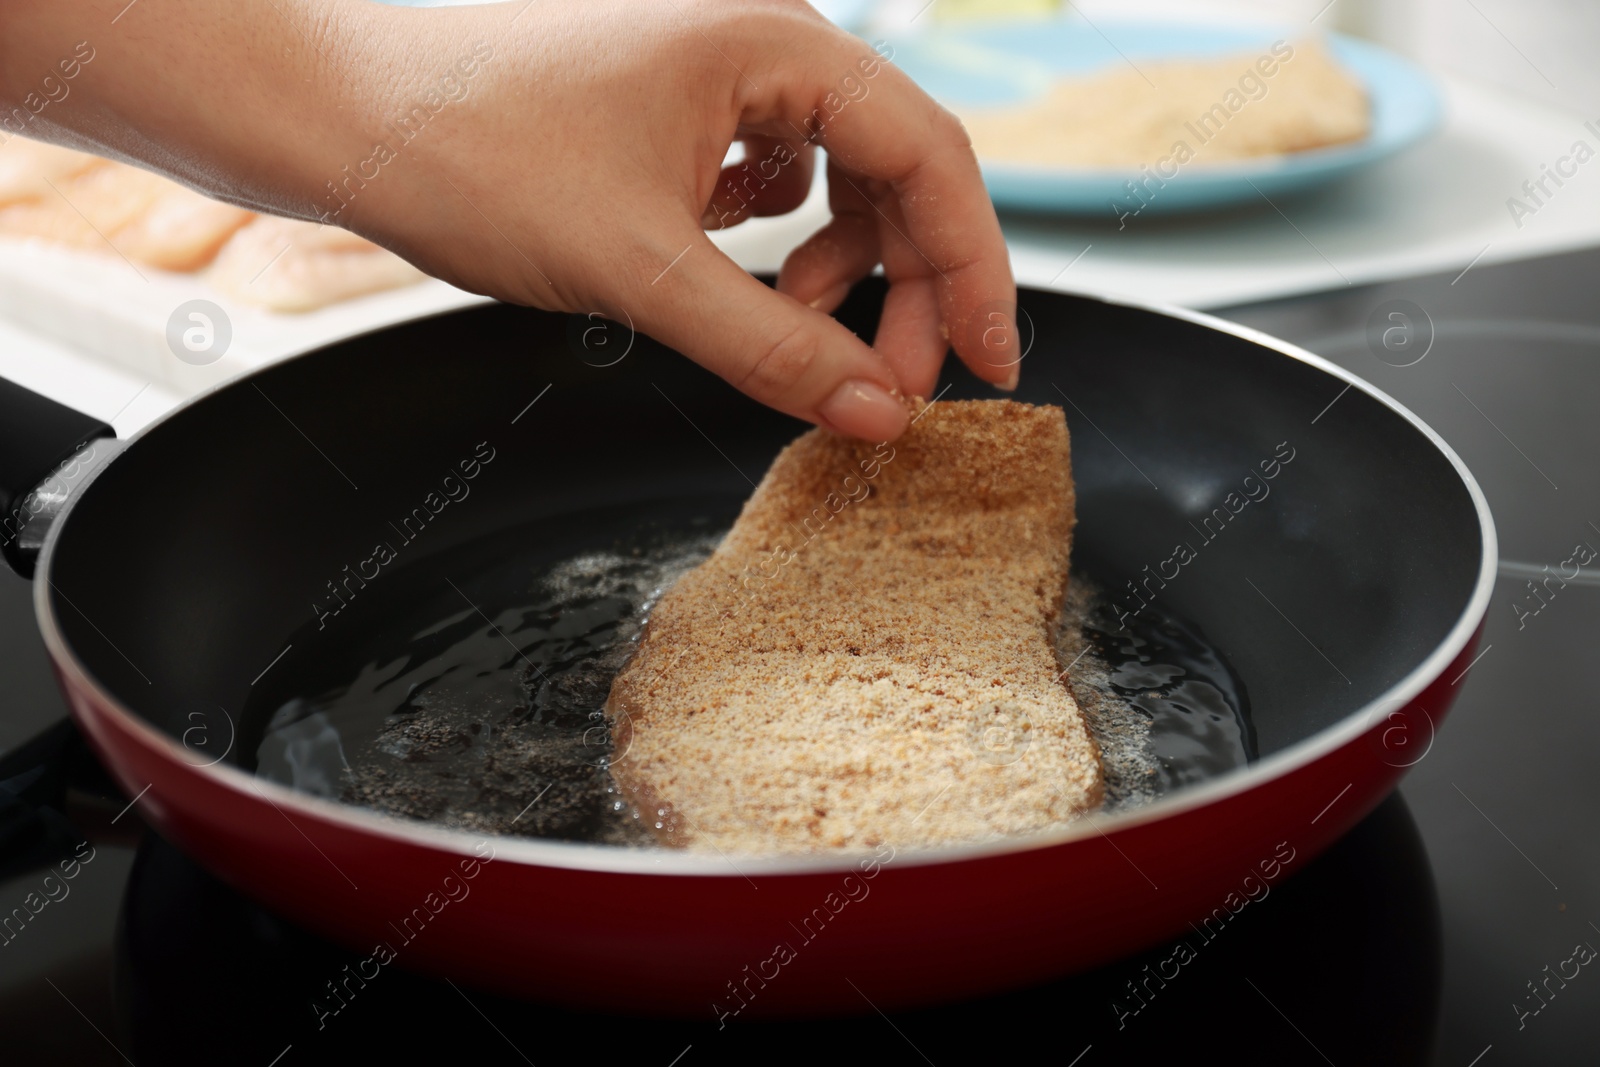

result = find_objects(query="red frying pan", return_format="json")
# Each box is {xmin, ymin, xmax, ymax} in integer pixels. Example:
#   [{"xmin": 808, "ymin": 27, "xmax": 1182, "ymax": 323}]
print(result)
[{"xmin": 1, "ymin": 279, "xmax": 1493, "ymax": 1014}]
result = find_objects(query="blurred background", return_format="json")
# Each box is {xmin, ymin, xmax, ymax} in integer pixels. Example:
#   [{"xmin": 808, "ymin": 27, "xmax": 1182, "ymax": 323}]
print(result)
[
  {"xmin": 3, "ymin": 2, "xmax": 1599, "ymax": 1065},
  {"xmin": 863, "ymin": 0, "xmax": 1600, "ymax": 115}
]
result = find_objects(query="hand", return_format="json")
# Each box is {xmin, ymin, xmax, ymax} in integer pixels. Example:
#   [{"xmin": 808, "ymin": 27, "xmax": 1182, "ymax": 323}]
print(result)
[
  {"xmin": 349, "ymin": 0, "xmax": 1018, "ymax": 440},
  {"xmin": 0, "ymin": 0, "xmax": 1018, "ymax": 440}
]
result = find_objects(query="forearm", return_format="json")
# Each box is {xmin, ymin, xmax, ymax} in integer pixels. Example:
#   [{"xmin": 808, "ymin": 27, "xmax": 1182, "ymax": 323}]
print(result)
[
  {"xmin": 0, "ymin": 0, "xmax": 397, "ymax": 220},
  {"xmin": 0, "ymin": 0, "xmax": 1015, "ymax": 441}
]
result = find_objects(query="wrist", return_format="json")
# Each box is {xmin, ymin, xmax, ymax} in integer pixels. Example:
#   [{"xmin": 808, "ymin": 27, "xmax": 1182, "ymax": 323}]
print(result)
[
  {"xmin": 304, "ymin": 9, "xmax": 504, "ymax": 234},
  {"xmin": 302, "ymin": 3, "xmax": 543, "ymax": 293},
  {"xmin": 223, "ymin": 0, "xmax": 416, "ymax": 225}
]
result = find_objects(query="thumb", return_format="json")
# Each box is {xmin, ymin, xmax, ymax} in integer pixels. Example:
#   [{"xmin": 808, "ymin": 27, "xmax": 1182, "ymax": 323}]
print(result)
[{"xmin": 627, "ymin": 230, "xmax": 909, "ymax": 442}]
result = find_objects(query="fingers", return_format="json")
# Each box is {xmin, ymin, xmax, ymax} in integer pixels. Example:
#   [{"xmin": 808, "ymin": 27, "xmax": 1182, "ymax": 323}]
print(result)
[
  {"xmin": 745, "ymin": 36, "xmax": 1018, "ymax": 389},
  {"xmin": 873, "ymin": 265, "xmax": 946, "ymax": 400},
  {"xmin": 776, "ymin": 157, "xmax": 879, "ymax": 313},
  {"xmin": 840, "ymin": 170, "xmax": 953, "ymax": 399},
  {"xmin": 701, "ymin": 136, "xmax": 814, "ymax": 231},
  {"xmin": 778, "ymin": 160, "xmax": 975, "ymax": 400},
  {"xmin": 633, "ymin": 227, "xmax": 908, "ymax": 441}
]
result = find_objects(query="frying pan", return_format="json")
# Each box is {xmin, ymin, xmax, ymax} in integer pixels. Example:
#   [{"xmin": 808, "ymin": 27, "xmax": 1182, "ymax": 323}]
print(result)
[{"xmin": 0, "ymin": 279, "xmax": 1494, "ymax": 1015}]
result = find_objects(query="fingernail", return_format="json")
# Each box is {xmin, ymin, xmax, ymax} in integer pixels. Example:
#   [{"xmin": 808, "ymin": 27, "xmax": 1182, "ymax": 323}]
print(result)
[
  {"xmin": 819, "ymin": 379, "xmax": 908, "ymax": 441},
  {"xmin": 998, "ymin": 363, "xmax": 1020, "ymax": 392},
  {"xmin": 807, "ymin": 281, "xmax": 851, "ymax": 312}
]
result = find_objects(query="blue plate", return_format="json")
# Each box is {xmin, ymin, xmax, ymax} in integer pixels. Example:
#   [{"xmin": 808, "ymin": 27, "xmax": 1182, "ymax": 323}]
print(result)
[{"xmin": 888, "ymin": 21, "xmax": 1441, "ymax": 216}]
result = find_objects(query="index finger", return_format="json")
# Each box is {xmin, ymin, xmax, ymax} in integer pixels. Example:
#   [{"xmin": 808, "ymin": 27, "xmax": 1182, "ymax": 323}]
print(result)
[{"xmin": 745, "ymin": 35, "xmax": 1018, "ymax": 389}]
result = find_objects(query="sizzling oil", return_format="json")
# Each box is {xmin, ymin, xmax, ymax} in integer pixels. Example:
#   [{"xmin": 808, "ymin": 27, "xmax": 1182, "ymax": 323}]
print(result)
[{"xmin": 244, "ymin": 505, "xmax": 1253, "ymax": 843}]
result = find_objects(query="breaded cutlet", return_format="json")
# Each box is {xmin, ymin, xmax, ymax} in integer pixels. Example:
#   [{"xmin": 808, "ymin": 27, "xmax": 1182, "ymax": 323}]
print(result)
[
  {"xmin": 960, "ymin": 39, "xmax": 1368, "ymax": 168},
  {"xmin": 606, "ymin": 399, "xmax": 1102, "ymax": 852}
]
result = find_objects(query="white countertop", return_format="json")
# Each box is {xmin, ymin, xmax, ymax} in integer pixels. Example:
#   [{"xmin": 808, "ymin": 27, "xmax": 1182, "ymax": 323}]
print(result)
[{"xmin": 2, "ymin": 71, "xmax": 1596, "ymax": 434}]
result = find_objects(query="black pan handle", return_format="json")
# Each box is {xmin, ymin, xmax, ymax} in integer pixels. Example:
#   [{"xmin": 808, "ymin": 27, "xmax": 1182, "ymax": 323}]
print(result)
[{"xmin": 0, "ymin": 378, "xmax": 115, "ymax": 577}]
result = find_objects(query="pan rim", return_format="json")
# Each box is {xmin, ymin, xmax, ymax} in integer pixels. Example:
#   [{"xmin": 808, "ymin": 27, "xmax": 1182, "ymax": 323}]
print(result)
[{"xmin": 34, "ymin": 290, "xmax": 1499, "ymax": 878}]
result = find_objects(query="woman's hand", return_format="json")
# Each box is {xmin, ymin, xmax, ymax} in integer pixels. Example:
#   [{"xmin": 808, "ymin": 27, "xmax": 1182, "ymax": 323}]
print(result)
[
  {"xmin": 0, "ymin": 0, "xmax": 1018, "ymax": 440},
  {"xmin": 357, "ymin": 0, "xmax": 1017, "ymax": 440}
]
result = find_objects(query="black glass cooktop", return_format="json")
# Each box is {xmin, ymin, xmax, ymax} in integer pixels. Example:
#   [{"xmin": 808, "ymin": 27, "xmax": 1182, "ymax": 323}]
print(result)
[
  {"xmin": 1220, "ymin": 246, "xmax": 1600, "ymax": 1066},
  {"xmin": 3, "ymin": 246, "xmax": 1598, "ymax": 1065}
]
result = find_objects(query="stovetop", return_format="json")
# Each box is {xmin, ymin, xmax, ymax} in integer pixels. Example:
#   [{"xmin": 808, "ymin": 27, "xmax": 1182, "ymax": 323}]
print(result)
[{"xmin": 3, "ymin": 247, "xmax": 1598, "ymax": 1065}]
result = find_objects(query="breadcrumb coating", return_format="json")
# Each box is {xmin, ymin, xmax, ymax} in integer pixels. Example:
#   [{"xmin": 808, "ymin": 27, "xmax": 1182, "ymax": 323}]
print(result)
[{"xmin": 607, "ymin": 399, "xmax": 1103, "ymax": 853}]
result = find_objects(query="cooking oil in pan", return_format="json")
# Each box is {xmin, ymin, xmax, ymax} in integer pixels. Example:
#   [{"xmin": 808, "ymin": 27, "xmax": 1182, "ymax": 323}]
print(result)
[
  {"xmin": 243, "ymin": 503, "xmax": 1254, "ymax": 843},
  {"xmin": 1058, "ymin": 581, "xmax": 1255, "ymax": 812}
]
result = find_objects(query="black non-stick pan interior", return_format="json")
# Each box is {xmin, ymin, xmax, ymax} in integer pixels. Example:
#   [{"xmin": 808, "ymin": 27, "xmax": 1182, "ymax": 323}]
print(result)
[{"xmin": 46, "ymin": 281, "xmax": 1484, "ymax": 774}]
